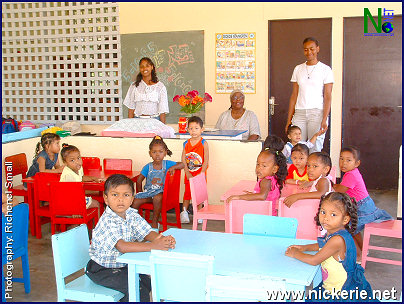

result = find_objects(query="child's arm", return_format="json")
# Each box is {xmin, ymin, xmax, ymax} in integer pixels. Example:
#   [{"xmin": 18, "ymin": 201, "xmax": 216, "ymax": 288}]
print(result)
[
  {"xmin": 285, "ymin": 235, "xmax": 344, "ymax": 266},
  {"xmin": 283, "ymin": 177, "xmax": 329, "ymax": 207},
  {"xmin": 115, "ymin": 232, "xmax": 176, "ymax": 253},
  {"xmin": 333, "ymin": 183, "xmax": 349, "ymax": 193},
  {"xmin": 167, "ymin": 162, "xmax": 185, "ymax": 175},
  {"xmin": 136, "ymin": 174, "xmax": 146, "ymax": 193},
  {"xmin": 38, "ymin": 156, "xmax": 64, "ymax": 173},
  {"xmin": 201, "ymin": 141, "xmax": 209, "ymax": 174},
  {"xmin": 308, "ymin": 129, "xmax": 326, "ymax": 146},
  {"xmin": 182, "ymin": 149, "xmax": 193, "ymax": 179},
  {"xmin": 226, "ymin": 178, "xmax": 271, "ymax": 203}
]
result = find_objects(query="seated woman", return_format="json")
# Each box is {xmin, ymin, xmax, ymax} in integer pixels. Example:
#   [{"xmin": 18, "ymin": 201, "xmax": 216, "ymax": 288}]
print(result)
[{"xmin": 215, "ymin": 89, "xmax": 261, "ymax": 140}]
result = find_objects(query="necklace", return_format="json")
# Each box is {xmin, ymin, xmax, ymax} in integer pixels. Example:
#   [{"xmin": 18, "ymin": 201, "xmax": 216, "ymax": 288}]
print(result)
[{"xmin": 305, "ymin": 63, "xmax": 317, "ymax": 79}]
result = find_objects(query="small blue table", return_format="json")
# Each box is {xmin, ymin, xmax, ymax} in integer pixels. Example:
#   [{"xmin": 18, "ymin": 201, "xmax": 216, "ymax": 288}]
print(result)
[
  {"xmin": 117, "ymin": 228, "xmax": 319, "ymax": 301},
  {"xmin": 175, "ymin": 129, "xmax": 247, "ymax": 140}
]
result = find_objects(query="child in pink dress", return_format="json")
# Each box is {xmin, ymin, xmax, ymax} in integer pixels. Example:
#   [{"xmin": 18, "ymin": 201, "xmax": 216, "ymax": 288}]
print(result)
[{"xmin": 226, "ymin": 148, "xmax": 287, "ymax": 215}]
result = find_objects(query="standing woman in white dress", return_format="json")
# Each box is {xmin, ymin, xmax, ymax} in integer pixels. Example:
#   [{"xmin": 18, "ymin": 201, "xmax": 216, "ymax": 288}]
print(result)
[
  {"xmin": 123, "ymin": 57, "xmax": 169, "ymax": 123},
  {"xmin": 285, "ymin": 37, "xmax": 334, "ymax": 152}
]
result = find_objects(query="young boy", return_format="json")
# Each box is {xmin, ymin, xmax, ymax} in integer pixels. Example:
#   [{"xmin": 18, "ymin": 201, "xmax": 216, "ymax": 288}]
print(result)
[
  {"xmin": 180, "ymin": 116, "xmax": 209, "ymax": 224},
  {"xmin": 282, "ymin": 125, "xmax": 325, "ymax": 164},
  {"xmin": 86, "ymin": 174, "xmax": 176, "ymax": 302}
]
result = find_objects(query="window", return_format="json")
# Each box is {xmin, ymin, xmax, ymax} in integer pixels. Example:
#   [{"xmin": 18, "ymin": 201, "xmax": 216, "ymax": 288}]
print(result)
[{"xmin": 1, "ymin": 2, "xmax": 122, "ymax": 124}]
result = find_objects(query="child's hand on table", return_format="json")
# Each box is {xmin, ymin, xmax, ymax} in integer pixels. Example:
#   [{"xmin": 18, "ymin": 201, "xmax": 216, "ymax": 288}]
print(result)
[
  {"xmin": 285, "ymin": 245, "xmax": 304, "ymax": 257},
  {"xmin": 226, "ymin": 195, "xmax": 240, "ymax": 204},
  {"xmin": 283, "ymin": 194, "xmax": 299, "ymax": 208},
  {"xmin": 151, "ymin": 234, "xmax": 176, "ymax": 250}
]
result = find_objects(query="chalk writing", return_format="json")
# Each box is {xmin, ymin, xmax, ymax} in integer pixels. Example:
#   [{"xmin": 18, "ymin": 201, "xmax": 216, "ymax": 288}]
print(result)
[{"xmin": 167, "ymin": 44, "xmax": 195, "ymax": 65}]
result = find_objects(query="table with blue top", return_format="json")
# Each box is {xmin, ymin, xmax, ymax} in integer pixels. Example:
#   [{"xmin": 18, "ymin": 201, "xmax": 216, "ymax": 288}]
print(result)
[
  {"xmin": 175, "ymin": 129, "xmax": 247, "ymax": 140},
  {"xmin": 117, "ymin": 228, "xmax": 319, "ymax": 301}
]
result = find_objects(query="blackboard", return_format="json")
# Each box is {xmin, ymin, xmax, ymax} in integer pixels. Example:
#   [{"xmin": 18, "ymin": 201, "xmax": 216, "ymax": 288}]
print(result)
[{"xmin": 121, "ymin": 30, "xmax": 205, "ymax": 124}]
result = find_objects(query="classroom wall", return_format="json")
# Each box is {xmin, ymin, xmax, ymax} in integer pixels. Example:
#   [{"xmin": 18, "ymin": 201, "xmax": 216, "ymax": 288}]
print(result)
[
  {"xmin": 2, "ymin": 137, "xmax": 262, "ymax": 204},
  {"xmin": 117, "ymin": 2, "xmax": 402, "ymax": 172}
]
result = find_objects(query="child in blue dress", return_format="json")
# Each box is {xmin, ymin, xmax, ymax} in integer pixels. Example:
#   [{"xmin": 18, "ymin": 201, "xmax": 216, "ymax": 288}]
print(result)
[
  {"xmin": 285, "ymin": 192, "xmax": 377, "ymax": 302},
  {"xmin": 132, "ymin": 136, "xmax": 184, "ymax": 229}
]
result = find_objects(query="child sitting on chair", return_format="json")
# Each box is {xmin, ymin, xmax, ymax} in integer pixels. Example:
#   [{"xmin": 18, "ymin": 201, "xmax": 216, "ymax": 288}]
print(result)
[
  {"xmin": 131, "ymin": 136, "xmax": 184, "ymax": 230},
  {"xmin": 86, "ymin": 174, "xmax": 176, "ymax": 302},
  {"xmin": 333, "ymin": 146, "xmax": 393, "ymax": 259},
  {"xmin": 226, "ymin": 148, "xmax": 287, "ymax": 216}
]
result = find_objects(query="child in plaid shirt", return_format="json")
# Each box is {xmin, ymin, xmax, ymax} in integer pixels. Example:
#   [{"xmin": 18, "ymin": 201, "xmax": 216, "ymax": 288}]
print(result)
[{"xmin": 86, "ymin": 174, "xmax": 176, "ymax": 302}]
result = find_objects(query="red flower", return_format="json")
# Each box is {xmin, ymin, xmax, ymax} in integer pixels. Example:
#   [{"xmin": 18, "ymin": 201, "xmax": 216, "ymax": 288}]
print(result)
[
  {"xmin": 187, "ymin": 90, "xmax": 199, "ymax": 98},
  {"xmin": 204, "ymin": 93, "xmax": 212, "ymax": 102},
  {"xmin": 173, "ymin": 95, "xmax": 180, "ymax": 102}
]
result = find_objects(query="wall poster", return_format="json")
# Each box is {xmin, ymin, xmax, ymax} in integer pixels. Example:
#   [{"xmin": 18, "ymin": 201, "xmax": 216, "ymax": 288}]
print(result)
[{"xmin": 215, "ymin": 32, "xmax": 256, "ymax": 94}]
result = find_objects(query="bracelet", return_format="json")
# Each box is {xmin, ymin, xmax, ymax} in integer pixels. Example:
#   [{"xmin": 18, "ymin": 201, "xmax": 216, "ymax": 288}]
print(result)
[{"xmin": 295, "ymin": 180, "xmax": 298, "ymax": 185}]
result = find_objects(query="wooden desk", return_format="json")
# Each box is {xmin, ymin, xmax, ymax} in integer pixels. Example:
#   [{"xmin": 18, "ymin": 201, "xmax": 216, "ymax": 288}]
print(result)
[{"xmin": 117, "ymin": 228, "xmax": 319, "ymax": 302}]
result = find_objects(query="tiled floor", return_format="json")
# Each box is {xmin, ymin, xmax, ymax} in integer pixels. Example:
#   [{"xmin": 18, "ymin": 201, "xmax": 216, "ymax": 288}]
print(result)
[{"xmin": 5, "ymin": 190, "xmax": 402, "ymax": 302}]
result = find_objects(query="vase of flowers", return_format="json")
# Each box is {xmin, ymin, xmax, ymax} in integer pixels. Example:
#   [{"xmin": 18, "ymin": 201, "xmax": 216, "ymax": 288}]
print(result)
[{"xmin": 173, "ymin": 90, "xmax": 212, "ymax": 133}]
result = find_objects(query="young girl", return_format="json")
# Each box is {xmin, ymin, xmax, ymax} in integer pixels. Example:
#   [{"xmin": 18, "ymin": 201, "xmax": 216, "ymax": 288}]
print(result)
[
  {"xmin": 123, "ymin": 57, "xmax": 169, "ymax": 123},
  {"xmin": 283, "ymin": 152, "xmax": 333, "ymax": 207},
  {"xmin": 132, "ymin": 136, "xmax": 184, "ymax": 229},
  {"xmin": 285, "ymin": 143, "xmax": 310, "ymax": 185},
  {"xmin": 226, "ymin": 148, "xmax": 287, "ymax": 216},
  {"xmin": 285, "ymin": 192, "xmax": 376, "ymax": 301},
  {"xmin": 333, "ymin": 146, "xmax": 393, "ymax": 255},
  {"xmin": 26, "ymin": 133, "xmax": 64, "ymax": 179},
  {"xmin": 59, "ymin": 144, "xmax": 100, "ymax": 213}
]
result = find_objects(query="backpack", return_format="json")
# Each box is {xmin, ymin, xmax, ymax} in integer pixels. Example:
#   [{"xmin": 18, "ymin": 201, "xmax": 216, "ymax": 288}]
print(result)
[
  {"xmin": 19, "ymin": 121, "xmax": 36, "ymax": 131},
  {"xmin": 2, "ymin": 117, "xmax": 19, "ymax": 134}
]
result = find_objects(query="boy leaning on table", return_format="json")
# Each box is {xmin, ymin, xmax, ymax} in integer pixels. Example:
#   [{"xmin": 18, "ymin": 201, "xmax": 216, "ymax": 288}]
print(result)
[{"xmin": 86, "ymin": 174, "xmax": 176, "ymax": 302}]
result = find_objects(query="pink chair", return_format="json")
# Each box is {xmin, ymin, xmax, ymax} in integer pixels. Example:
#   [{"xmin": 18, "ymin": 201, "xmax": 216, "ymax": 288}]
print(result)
[
  {"xmin": 278, "ymin": 197, "xmax": 320, "ymax": 240},
  {"xmin": 189, "ymin": 173, "xmax": 225, "ymax": 231},
  {"xmin": 361, "ymin": 220, "xmax": 402, "ymax": 269},
  {"xmin": 329, "ymin": 166, "xmax": 337, "ymax": 184},
  {"xmin": 225, "ymin": 200, "xmax": 273, "ymax": 234}
]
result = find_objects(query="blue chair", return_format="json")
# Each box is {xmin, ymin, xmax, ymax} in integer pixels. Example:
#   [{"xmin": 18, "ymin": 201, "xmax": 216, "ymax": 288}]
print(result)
[
  {"xmin": 243, "ymin": 214, "xmax": 298, "ymax": 238},
  {"xmin": 150, "ymin": 250, "xmax": 214, "ymax": 301},
  {"xmin": 2, "ymin": 203, "xmax": 30, "ymax": 302},
  {"xmin": 51, "ymin": 224, "xmax": 124, "ymax": 302},
  {"xmin": 205, "ymin": 274, "xmax": 287, "ymax": 302}
]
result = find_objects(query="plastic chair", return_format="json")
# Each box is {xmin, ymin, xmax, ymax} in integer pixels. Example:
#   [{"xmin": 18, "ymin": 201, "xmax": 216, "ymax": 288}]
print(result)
[
  {"xmin": 206, "ymin": 274, "xmax": 287, "ymax": 302},
  {"xmin": 278, "ymin": 197, "xmax": 320, "ymax": 240},
  {"xmin": 33, "ymin": 172, "xmax": 61, "ymax": 239},
  {"xmin": 189, "ymin": 173, "xmax": 225, "ymax": 231},
  {"xmin": 138, "ymin": 170, "xmax": 182, "ymax": 231},
  {"xmin": 81, "ymin": 157, "xmax": 102, "ymax": 175},
  {"xmin": 51, "ymin": 224, "xmax": 124, "ymax": 302},
  {"xmin": 150, "ymin": 250, "xmax": 214, "ymax": 302},
  {"xmin": 225, "ymin": 199, "xmax": 273, "ymax": 234},
  {"xmin": 243, "ymin": 214, "xmax": 298, "ymax": 238},
  {"xmin": 361, "ymin": 220, "xmax": 402, "ymax": 269},
  {"xmin": 2, "ymin": 203, "xmax": 31, "ymax": 302},
  {"xmin": 4, "ymin": 153, "xmax": 30, "ymax": 222},
  {"xmin": 103, "ymin": 158, "xmax": 132, "ymax": 175},
  {"xmin": 50, "ymin": 182, "xmax": 99, "ymax": 234}
]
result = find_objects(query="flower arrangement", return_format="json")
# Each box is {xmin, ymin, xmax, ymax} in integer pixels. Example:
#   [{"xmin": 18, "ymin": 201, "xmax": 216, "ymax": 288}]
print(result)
[{"xmin": 173, "ymin": 90, "xmax": 212, "ymax": 115}]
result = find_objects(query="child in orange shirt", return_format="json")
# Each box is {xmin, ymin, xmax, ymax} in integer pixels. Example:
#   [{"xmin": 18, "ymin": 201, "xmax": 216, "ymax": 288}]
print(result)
[{"xmin": 180, "ymin": 116, "xmax": 209, "ymax": 223}]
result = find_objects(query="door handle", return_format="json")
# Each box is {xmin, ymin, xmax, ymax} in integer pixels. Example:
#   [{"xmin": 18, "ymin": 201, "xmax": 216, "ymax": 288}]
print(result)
[{"xmin": 268, "ymin": 96, "xmax": 278, "ymax": 115}]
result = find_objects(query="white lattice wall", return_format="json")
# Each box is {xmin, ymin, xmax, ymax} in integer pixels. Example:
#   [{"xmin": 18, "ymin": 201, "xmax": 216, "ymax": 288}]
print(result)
[{"xmin": 2, "ymin": 2, "xmax": 122, "ymax": 124}]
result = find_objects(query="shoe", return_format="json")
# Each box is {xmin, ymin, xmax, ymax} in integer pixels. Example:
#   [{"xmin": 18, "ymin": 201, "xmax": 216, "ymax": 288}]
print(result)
[
  {"xmin": 197, "ymin": 219, "xmax": 203, "ymax": 224},
  {"xmin": 180, "ymin": 210, "xmax": 190, "ymax": 223}
]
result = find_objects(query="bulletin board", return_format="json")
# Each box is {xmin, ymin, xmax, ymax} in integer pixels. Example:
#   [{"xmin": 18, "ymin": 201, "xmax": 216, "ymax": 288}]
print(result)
[
  {"xmin": 121, "ymin": 30, "xmax": 205, "ymax": 124},
  {"xmin": 215, "ymin": 32, "xmax": 256, "ymax": 94}
]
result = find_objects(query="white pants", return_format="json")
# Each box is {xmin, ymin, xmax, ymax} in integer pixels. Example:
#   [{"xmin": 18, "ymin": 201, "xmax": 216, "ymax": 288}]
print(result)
[{"xmin": 292, "ymin": 108, "xmax": 327, "ymax": 153}]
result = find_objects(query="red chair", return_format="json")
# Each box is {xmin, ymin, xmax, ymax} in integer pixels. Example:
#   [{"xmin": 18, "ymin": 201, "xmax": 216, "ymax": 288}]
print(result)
[
  {"xmin": 81, "ymin": 156, "xmax": 104, "ymax": 214},
  {"xmin": 49, "ymin": 182, "xmax": 99, "ymax": 234},
  {"xmin": 33, "ymin": 172, "xmax": 61, "ymax": 239},
  {"xmin": 103, "ymin": 158, "xmax": 132, "ymax": 175},
  {"xmin": 138, "ymin": 170, "xmax": 182, "ymax": 231},
  {"xmin": 4, "ymin": 153, "xmax": 31, "ymax": 232},
  {"xmin": 81, "ymin": 157, "xmax": 102, "ymax": 175}
]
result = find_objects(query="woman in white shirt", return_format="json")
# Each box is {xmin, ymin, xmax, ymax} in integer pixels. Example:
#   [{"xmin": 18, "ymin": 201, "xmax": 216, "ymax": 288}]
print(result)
[
  {"xmin": 285, "ymin": 37, "xmax": 334, "ymax": 152},
  {"xmin": 123, "ymin": 57, "xmax": 169, "ymax": 123},
  {"xmin": 215, "ymin": 89, "xmax": 261, "ymax": 140}
]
